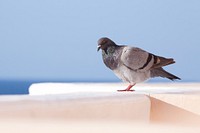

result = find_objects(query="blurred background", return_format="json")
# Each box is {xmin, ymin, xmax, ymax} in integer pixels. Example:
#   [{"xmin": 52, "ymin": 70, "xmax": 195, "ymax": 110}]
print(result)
[{"xmin": 0, "ymin": 0, "xmax": 199, "ymax": 94}]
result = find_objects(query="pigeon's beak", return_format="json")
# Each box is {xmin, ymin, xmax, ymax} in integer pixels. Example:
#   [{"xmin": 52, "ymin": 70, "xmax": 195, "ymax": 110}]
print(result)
[{"xmin": 97, "ymin": 45, "xmax": 101, "ymax": 51}]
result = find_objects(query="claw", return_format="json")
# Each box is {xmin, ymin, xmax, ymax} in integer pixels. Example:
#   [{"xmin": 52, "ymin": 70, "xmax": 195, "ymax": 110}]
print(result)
[{"xmin": 117, "ymin": 89, "xmax": 135, "ymax": 92}]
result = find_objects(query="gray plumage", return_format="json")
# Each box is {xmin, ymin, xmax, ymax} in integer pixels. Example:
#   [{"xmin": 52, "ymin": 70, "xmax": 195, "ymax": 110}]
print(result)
[{"xmin": 97, "ymin": 37, "xmax": 180, "ymax": 90}]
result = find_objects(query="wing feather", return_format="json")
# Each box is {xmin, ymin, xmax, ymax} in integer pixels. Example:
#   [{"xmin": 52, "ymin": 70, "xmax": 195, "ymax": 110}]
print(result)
[
  {"xmin": 121, "ymin": 46, "xmax": 175, "ymax": 72},
  {"xmin": 121, "ymin": 47, "xmax": 153, "ymax": 71}
]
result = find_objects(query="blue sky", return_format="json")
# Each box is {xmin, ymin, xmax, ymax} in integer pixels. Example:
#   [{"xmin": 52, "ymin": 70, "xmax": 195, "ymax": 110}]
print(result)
[{"xmin": 0, "ymin": 0, "xmax": 200, "ymax": 82}]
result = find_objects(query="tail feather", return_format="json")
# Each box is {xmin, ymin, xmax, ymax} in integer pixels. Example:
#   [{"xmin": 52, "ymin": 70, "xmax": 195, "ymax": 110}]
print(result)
[
  {"xmin": 151, "ymin": 55, "xmax": 176, "ymax": 69},
  {"xmin": 150, "ymin": 67, "xmax": 181, "ymax": 81}
]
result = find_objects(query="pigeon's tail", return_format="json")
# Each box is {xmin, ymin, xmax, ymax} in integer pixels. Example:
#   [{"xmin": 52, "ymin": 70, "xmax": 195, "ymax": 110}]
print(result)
[{"xmin": 150, "ymin": 67, "xmax": 181, "ymax": 81}]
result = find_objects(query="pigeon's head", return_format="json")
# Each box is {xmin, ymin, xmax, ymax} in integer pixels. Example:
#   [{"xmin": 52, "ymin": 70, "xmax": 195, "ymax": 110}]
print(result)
[{"xmin": 97, "ymin": 37, "xmax": 116, "ymax": 52}]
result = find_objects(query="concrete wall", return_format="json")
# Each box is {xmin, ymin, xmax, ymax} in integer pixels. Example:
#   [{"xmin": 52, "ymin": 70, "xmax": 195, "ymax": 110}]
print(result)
[{"xmin": 0, "ymin": 83, "xmax": 200, "ymax": 132}]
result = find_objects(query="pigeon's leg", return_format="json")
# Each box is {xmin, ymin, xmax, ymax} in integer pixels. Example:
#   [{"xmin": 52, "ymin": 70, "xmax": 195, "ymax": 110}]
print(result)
[{"xmin": 117, "ymin": 84, "xmax": 136, "ymax": 92}]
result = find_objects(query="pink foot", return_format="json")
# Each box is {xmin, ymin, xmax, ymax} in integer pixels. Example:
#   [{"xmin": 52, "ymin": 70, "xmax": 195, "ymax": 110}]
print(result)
[{"xmin": 117, "ymin": 84, "xmax": 136, "ymax": 92}]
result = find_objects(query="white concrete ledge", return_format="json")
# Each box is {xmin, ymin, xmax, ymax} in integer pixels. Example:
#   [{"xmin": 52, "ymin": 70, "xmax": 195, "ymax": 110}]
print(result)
[
  {"xmin": 28, "ymin": 82, "xmax": 200, "ymax": 125},
  {"xmin": 0, "ymin": 92, "xmax": 150, "ymax": 122},
  {"xmin": 29, "ymin": 82, "xmax": 200, "ymax": 95},
  {"xmin": 0, "ymin": 82, "xmax": 200, "ymax": 132},
  {"xmin": 29, "ymin": 83, "xmax": 128, "ymax": 95}
]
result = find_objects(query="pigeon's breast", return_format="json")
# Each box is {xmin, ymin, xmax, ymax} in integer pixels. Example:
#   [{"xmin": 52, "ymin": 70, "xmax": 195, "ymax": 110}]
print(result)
[
  {"xmin": 113, "ymin": 65, "xmax": 151, "ymax": 84},
  {"xmin": 102, "ymin": 49, "xmax": 122, "ymax": 70}
]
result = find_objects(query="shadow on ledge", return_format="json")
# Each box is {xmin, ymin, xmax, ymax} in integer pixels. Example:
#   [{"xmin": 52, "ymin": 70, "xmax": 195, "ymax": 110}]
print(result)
[{"xmin": 150, "ymin": 97, "xmax": 200, "ymax": 126}]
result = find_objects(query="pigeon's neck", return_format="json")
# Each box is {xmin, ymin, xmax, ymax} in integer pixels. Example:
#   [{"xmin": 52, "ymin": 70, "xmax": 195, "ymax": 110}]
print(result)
[
  {"xmin": 103, "ymin": 45, "xmax": 120, "ymax": 55},
  {"xmin": 102, "ymin": 45, "xmax": 122, "ymax": 70},
  {"xmin": 107, "ymin": 46, "xmax": 115, "ymax": 54}
]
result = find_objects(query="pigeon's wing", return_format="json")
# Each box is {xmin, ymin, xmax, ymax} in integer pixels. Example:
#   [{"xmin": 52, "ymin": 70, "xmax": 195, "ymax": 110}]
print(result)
[
  {"xmin": 121, "ymin": 47, "xmax": 175, "ymax": 72},
  {"xmin": 121, "ymin": 47, "xmax": 152, "ymax": 71}
]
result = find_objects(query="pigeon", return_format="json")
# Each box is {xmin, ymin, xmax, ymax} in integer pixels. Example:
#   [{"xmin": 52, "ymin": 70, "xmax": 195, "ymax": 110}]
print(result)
[{"xmin": 97, "ymin": 37, "xmax": 181, "ymax": 91}]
